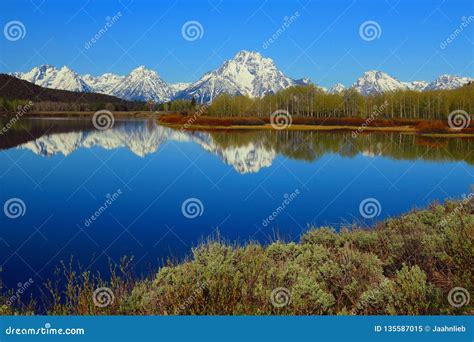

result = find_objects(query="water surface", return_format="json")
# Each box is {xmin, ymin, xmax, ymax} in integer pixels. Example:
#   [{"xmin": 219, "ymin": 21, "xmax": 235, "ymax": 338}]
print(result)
[{"xmin": 1, "ymin": 117, "xmax": 473, "ymax": 293}]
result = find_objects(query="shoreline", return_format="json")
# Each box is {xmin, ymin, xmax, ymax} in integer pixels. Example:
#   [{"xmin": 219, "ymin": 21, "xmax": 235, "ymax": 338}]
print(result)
[
  {"xmin": 156, "ymin": 115, "xmax": 474, "ymax": 138},
  {"xmin": 158, "ymin": 121, "xmax": 474, "ymax": 138},
  {"xmin": 1, "ymin": 111, "xmax": 473, "ymax": 138}
]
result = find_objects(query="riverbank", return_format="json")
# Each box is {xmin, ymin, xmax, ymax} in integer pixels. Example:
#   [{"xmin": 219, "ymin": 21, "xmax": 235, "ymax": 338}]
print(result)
[
  {"xmin": 2, "ymin": 111, "xmax": 472, "ymax": 137},
  {"xmin": 1, "ymin": 199, "xmax": 472, "ymax": 315},
  {"xmin": 157, "ymin": 114, "xmax": 474, "ymax": 138}
]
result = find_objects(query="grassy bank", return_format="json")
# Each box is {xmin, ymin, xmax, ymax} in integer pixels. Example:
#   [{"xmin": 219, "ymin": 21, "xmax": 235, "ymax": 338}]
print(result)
[
  {"xmin": 1, "ymin": 200, "xmax": 473, "ymax": 315},
  {"xmin": 157, "ymin": 114, "xmax": 474, "ymax": 137}
]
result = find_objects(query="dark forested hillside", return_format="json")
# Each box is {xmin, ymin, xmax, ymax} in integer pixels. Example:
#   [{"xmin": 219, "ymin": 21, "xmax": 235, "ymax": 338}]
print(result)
[{"xmin": 0, "ymin": 74, "xmax": 145, "ymax": 112}]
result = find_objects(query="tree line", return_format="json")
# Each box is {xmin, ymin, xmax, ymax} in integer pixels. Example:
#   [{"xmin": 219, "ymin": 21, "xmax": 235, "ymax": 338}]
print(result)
[{"xmin": 200, "ymin": 82, "xmax": 473, "ymax": 120}]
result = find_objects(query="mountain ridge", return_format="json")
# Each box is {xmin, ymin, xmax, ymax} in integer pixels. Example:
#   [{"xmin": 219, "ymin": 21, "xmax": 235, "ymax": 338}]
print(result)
[{"xmin": 9, "ymin": 51, "xmax": 473, "ymax": 103}]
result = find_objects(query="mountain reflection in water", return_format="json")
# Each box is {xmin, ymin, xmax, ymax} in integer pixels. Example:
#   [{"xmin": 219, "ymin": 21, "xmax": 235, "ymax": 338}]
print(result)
[{"xmin": 2, "ymin": 117, "xmax": 473, "ymax": 173}]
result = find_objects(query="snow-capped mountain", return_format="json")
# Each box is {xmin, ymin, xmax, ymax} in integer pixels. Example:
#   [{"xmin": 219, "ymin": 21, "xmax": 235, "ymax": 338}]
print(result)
[
  {"xmin": 352, "ymin": 70, "xmax": 410, "ymax": 96},
  {"xmin": 16, "ymin": 65, "xmax": 92, "ymax": 92},
  {"xmin": 82, "ymin": 73, "xmax": 124, "ymax": 94},
  {"xmin": 169, "ymin": 82, "xmax": 192, "ymax": 95},
  {"xmin": 109, "ymin": 66, "xmax": 173, "ymax": 102},
  {"xmin": 294, "ymin": 78, "xmax": 312, "ymax": 86},
  {"xmin": 404, "ymin": 80, "xmax": 429, "ymax": 91},
  {"xmin": 424, "ymin": 74, "xmax": 472, "ymax": 91},
  {"xmin": 177, "ymin": 50, "xmax": 301, "ymax": 103},
  {"xmin": 352, "ymin": 71, "xmax": 472, "ymax": 95},
  {"xmin": 328, "ymin": 83, "xmax": 346, "ymax": 94},
  {"xmin": 9, "ymin": 54, "xmax": 472, "ymax": 102}
]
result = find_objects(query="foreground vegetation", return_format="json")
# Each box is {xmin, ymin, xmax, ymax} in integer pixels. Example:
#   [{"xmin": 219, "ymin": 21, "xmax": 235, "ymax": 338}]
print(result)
[{"xmin": 1, "ymin": 200, "xmax": 473, "ymax": 315}]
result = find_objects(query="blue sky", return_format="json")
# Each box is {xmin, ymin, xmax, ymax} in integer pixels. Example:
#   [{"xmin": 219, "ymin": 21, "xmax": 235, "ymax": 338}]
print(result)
[{"xmin": 0, "ymin": 0, "xmax": 473, "ymax": 87}]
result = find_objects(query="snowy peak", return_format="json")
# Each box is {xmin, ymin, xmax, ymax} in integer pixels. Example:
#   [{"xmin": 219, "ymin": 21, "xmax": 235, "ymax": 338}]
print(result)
[
  {"xmin": 294, "ymin": 78, "xmax": 312, "ymax": 86},
  {"xmin": 82, "ymin": 73, "xmax": 124, "ymax": 94},
  {"xmin": 404, "ymin": 80, "xmax": 429, "ymax": 91},
  {"xmin": 424, "ymin": 74, "xmax": 472, "ymax": 91},
  {"xmin": 352, "ymin": 70, "xmax": 407, "ymax": 96},
  {"xmin": 328, "ymin": 83, "xmax": 346, "ymax": 94},
  {"xmin": 18, "ymin": 65, "xmax": 92, "ymax": 92},
  {"xmin": 179, "ymin": 50, "xmax": 298, "ymax": 103},
  {"xmin": 353, "ymin": 70, "xmax": 471, "ymax": 94},
  {"xmin": 109, "ymin": 66, "xmax": 172, "ymax": 102},
  {"xmin": 9, "ymin": 59, "xmax": 473, "ymax": 102},
  {"xmin": 169, "ymin": 82, "xmax": 191, "ymax": 94}
]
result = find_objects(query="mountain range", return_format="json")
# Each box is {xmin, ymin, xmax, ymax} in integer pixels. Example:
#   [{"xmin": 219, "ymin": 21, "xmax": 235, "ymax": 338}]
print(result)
[{"xmin": 9, "ymin": 50, "xmax": 472, "ymax": 103}]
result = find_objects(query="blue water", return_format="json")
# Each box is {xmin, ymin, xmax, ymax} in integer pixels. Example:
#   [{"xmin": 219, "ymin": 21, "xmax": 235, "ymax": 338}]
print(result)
[{"xmin": 0, "ymin": 118, "xmax": 472, "ymax": 296}]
